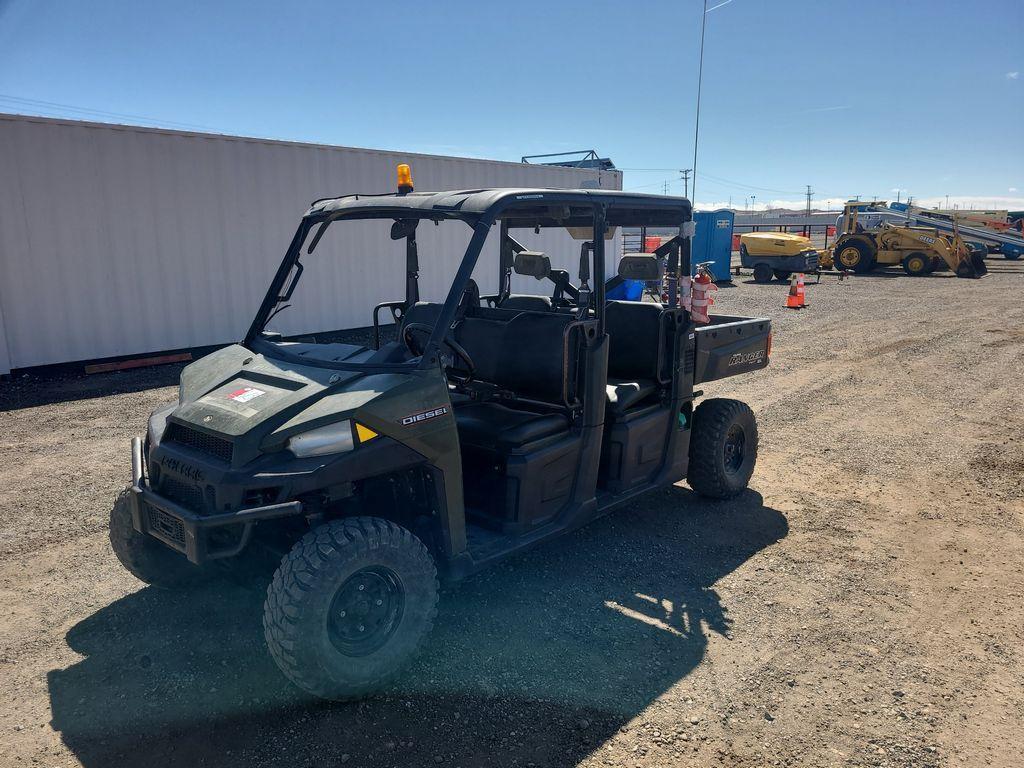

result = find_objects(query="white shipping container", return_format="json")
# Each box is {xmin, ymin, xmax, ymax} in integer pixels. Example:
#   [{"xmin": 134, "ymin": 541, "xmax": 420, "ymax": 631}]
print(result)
[{"xmin": 0, "ymin": 114, "xmax": 621, "ymax": 374}]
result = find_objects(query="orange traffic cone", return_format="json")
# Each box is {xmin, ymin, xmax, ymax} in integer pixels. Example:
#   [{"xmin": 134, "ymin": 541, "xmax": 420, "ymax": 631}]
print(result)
[{"xmin": 785, "ymin": 273, "xmax": 807, "ymax": 309}]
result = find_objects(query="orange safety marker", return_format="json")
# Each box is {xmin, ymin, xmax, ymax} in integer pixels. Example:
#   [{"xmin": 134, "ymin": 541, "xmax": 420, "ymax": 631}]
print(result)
[{"xmin": 785, "ymin": 273, "xmax": 808, "ymax": 309}]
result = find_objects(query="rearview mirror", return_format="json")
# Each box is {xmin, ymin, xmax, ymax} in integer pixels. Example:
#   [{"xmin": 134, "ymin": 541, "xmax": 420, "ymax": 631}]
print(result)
[
  {"xmin": 566, "ymin": 225, "xmax": 619, "ymax": 241},
  {"xmin": 617, "ymin": 255, "xmax": 663, "ymax": 282},
  {"xmin": 513, "ymin": 251, "xmax": 551, "ymax": 280},
  {"xmin": 390, "ymin": 219, "xmax": 418, "ymax": 240}
]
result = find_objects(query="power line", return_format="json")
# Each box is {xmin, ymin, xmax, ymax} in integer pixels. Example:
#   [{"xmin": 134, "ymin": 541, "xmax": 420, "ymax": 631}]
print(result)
[
  {"xmin": 697, "ymin": 170, "xmax": 803, "ymax": 196},
  {"xmin": 0, "ymin": 93, "xmax": 219, "ymax": 132}
]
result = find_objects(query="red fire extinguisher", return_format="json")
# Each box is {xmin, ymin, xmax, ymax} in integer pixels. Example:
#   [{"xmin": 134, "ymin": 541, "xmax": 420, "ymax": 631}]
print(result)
[{"xmin": 689, "ymin": 262, "xmax": 717, "ymax": 323}]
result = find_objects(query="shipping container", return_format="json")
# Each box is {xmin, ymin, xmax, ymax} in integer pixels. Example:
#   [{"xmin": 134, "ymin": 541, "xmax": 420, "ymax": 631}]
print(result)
[{"xmin": 0, "ymin": 114, "xmax": 622, "ymax": 374}]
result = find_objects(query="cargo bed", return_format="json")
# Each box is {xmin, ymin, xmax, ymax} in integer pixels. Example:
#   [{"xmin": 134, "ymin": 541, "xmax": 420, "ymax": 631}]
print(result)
[{"xmin": 693, "ymin": 315, "xmax": 771, "ymax": 384}]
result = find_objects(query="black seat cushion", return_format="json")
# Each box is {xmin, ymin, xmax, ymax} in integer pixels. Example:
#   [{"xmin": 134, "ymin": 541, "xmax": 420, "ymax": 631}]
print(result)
[
  {"xmin": 606, "ymin": 378, "xmax": 658, "ymax": 414},
  {"xmin": 456, "ymin": 402, "xmax": 569, "ymax": 451},
  {"xmin": 605, "ymin": 300, "xmax": 664, "ymax": 381},
  {"xmin": 502, "ymin": 294, "xmax": 553, "ymax": 312}
]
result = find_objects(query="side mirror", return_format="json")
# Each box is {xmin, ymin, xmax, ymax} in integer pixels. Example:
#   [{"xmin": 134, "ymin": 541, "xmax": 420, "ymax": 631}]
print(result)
[
  {"xmin": 513, "ymin": 251, "xmax": 551, "ymax": 280},
  {"xmin": 617, "ymin": 255, "xmax": 663, "ymax": 281}
]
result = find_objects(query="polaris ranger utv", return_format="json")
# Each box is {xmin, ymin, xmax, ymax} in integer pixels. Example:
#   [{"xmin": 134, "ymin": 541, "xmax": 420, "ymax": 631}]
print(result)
[{"xmin": 110, "ymin": 168, "xmax": 771, "ymax": 700}]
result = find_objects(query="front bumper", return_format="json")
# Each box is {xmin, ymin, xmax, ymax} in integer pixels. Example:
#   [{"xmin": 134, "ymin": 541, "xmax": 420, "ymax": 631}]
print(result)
[{"xmin": 127, "ymin": 437, "xmax": 303, "ymax": 564}]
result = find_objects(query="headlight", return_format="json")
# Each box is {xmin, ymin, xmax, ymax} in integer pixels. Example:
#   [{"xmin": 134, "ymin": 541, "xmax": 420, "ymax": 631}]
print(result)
[{"xmin": 287, "ymin": 420, "xmax": 355, "ymax": 458}]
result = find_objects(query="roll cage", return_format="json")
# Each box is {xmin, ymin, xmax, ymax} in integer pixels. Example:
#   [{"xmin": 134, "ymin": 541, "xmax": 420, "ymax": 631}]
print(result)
[{"xmin": 245, "ymin": 189, "xmax": 694, "ymax": 371}]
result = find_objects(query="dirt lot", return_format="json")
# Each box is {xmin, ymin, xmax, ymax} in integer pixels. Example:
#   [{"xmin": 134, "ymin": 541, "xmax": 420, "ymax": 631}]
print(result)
[{"xmin": 2, "ymin": 260, "xmax": 1022, "ymax": 768}]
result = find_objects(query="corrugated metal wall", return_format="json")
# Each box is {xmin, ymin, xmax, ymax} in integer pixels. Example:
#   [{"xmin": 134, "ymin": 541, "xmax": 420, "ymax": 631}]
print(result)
[{"xmin": 0, "ymin": 114, "xmax": 621, "ymax": 373}]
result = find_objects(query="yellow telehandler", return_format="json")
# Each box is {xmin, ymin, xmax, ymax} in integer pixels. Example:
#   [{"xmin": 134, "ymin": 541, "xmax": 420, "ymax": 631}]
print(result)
[{"xmin": 830, "ymin": 201, "xmax": 987, "ymax": 278}]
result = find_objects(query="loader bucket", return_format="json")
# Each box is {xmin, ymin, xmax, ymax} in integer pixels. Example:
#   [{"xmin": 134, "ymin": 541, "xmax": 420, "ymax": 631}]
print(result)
[{"xmin": 956, "ymin": 251, "xmax": 989, "ymax": 279}]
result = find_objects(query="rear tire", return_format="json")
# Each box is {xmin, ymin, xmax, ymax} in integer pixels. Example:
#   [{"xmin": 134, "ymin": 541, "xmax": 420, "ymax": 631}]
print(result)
[
  {"xmin": 901, "ymin": 251, "xmax": 930, "ymax": 276},
  {"xmin": 687, "ymin": 399, "xmax": 758, "ymax": 499},
  {"xmin": 773, "ymin": 269, "xmax": 792, "ymax": 282},
  {"xmin": 752, "ymin": 263, "xmax": 773, "ymax": 283},
  {"xmin": 264, "ymin": 517, "xmax": 438, "ymax": 701},
  {"xmin": 834, "ymin": 238, "xmax": 875, "ymax": 273},
  {"xmin": 109, "ymin": 487, "xmax": 211, "ymax": 588}
]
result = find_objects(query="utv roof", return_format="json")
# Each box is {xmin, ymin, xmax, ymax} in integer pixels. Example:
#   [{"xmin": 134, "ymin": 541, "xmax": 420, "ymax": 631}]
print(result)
[{"xmin": 308, "ymin": 188, "xmax": 692, "ymax": 227}]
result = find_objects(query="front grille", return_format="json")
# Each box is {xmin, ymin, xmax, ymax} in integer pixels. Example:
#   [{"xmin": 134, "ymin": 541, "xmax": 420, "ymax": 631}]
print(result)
[
  {"xmin": 160, "ymin": 476, "xmax": 205, "ymax": 511},
  {"xmin": 146, "ymin": 504, "xmax": 186, "ymax": 548},
  {"xmin": 165, "ymin": 423, "xmax": 233, "ymax": 463}
]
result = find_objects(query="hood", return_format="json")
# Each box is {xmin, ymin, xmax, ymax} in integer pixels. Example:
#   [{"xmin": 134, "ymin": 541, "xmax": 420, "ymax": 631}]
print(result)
[
  {"xmin": 174, "ymin": 344, "xmax": 407, "ymax": 441},
  {"xmin": 741, "ymin": 232, "xmax": 811, "ymax": 244}
]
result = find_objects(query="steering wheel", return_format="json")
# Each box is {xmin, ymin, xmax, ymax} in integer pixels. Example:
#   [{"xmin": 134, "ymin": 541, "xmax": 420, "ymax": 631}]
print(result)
[{"xmin": 402, "ymin": 322, "xmax": 476, "ymax": 384}]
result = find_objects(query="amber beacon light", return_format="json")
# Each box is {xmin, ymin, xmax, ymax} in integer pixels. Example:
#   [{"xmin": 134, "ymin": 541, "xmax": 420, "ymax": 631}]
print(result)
[{"xmin": 396, "ymin": 163, "xmax": 414, "ymax": 194}]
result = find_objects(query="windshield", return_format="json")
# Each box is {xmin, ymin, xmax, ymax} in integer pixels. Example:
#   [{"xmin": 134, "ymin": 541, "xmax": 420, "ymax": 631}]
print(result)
[
  {"xmin": 248, "ymin": 215, "xmax": 470, "ymax": 369},
  {"xmin": 247, "ymin": 212, "xmax": 618, "ymax": 371}
]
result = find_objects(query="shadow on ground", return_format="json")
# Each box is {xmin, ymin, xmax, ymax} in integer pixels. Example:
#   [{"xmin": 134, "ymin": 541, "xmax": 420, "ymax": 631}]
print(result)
[
  {"xmin": 0, "ymin": 364, "xmax": 186, "ymax": 411},
  {"xmin": 49, "ymin": 486, "xmax": 787, "ymax": 768}
]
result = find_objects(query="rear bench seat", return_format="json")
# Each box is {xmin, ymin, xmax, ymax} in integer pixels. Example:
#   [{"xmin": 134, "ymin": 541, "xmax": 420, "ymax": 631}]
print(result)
[
  {"xmin": 403, "ymin": 299, "xmax": 665, "ymax": 428},
  {"xmin": 604, "ymin": 300, "xmax": 663, "ymax": 414}
]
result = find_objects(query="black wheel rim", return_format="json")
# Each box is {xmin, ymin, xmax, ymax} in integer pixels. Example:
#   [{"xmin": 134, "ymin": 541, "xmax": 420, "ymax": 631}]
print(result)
[
  {"xmin": 723, "ymin": 424, "xmax": 746, "ymax": 475},
  {"xmin": 327, "ymin": 567, "xmax": 405, "ymax": 656}
]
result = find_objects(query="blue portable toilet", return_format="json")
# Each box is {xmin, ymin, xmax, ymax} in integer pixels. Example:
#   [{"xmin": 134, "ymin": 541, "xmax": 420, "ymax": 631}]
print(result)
[{"xmin": 692, "ymin": 209, "xmax": 734, "ymax": 282}]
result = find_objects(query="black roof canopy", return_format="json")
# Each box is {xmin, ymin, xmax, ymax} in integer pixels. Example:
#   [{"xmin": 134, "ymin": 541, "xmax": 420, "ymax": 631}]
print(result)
[{"xmin": 308, "ymin": 188, "xmax": 691, "ymax": 228}]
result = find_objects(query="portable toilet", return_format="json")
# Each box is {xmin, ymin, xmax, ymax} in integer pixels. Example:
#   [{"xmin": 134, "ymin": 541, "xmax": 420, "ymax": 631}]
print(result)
[{"xmin": 692, "ymin": 209, "xmax": 735, "ymax": 281}]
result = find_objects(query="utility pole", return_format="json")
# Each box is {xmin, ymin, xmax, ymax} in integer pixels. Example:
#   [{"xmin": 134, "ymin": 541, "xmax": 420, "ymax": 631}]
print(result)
[
  {"xmin": 896, "ymin": 190, "xmax": 901, "ymax": 204},
  {"xmin": 945, "ymin": 194, "xmax": 950, "ymax": 209},
  {"xmin": 663, "ymin": 180, "xmax": 669, "ymax": 195},
  {"xmin": 805, "ymin": 185, "xmax": 814, "ymax": 215},
  {"xmin": 680, "ymin": 169, "xmax": 692, "ymax": 198}
]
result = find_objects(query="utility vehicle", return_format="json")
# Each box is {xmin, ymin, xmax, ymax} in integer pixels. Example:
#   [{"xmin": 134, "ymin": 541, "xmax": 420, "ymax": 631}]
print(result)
[{"xmin": 110, "ymin": 169, "xmax": 771, "ymax": 701}]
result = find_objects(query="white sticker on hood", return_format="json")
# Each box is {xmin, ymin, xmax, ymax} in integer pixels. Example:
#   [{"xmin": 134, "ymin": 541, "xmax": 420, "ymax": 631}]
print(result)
[{"xmin": 227, "ymin": 386, "xmax": 265, "ymax": 403}]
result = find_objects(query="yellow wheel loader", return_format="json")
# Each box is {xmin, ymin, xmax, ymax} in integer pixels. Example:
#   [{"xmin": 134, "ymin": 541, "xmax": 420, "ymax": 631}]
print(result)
[{"xmin": 830, "ymin": 201, "xmax": 987, "ymax": 278}]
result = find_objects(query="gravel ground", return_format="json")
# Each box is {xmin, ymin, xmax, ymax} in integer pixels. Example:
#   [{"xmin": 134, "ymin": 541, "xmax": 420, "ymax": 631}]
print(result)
[{"xmin": 1, "ymin": 258, "xmax": 1022, "ymax": 768}]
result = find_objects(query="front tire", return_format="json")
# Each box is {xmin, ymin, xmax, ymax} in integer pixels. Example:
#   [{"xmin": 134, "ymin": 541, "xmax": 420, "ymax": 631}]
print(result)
[
  {"xmin": 687, "ymin": 399, "xmax": 758, "ymax": 499},
  {"xmin": 752, "ymin": 263, "xmax": 773, "ymax": 283},
  {"xmin": 901, "ymin": 251, "xmax": 930, "ymax": 276},
  {"xmin": 263, "ymin": 517, "xmax": 438, "ymax": 701},
  {"xmin": 109, "ymin": 487, "xmax": 211, "ymax": 588}
]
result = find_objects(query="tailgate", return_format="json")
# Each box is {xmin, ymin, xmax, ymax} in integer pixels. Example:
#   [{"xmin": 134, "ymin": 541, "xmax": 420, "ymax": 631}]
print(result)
[{"xmin": 693, "ymin": 315, "xmax": 771, "ymax": 384}]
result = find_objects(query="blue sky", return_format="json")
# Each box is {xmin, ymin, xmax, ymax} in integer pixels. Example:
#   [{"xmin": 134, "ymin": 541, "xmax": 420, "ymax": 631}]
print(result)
[{"xmin": 0, "ymin": 0, "xmax": 1021, "ymax": 210}]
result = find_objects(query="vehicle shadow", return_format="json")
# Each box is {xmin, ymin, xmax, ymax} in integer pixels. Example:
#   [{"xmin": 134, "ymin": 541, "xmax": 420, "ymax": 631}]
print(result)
[{"xmin": 48, "ymin": 486, "xmax": 787, "ymax": 768}]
